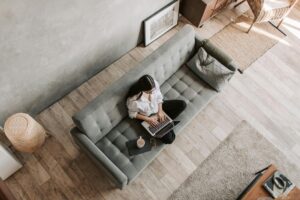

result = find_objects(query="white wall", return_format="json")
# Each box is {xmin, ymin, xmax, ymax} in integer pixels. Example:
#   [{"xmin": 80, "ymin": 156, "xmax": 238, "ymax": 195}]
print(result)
[{"xmin": 0, "ymin": 0, "xmax": 172, "ymax": 123}]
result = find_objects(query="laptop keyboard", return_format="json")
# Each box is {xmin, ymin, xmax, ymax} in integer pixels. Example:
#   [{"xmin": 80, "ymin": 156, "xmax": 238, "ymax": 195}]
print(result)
[{"xmin": 149, "ymin": 117, "xmax": 171, "ymax": 134}]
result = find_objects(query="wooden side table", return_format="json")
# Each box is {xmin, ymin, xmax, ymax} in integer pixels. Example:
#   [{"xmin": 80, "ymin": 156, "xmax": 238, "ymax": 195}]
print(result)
[
  {"xmin": 180, "ymin": 0, "xmax": 233, "ymax": 27},
  {"xmin": 4, "ymin": 113, "xmax": 46, "ymax": 153},
  {"xmin": 240, "ymin": 164, "xmax": 300, "ymax": 200}
]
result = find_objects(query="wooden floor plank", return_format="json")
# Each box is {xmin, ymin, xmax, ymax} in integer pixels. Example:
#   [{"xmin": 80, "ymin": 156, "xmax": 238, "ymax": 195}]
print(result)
[{"xmin": 5, "ymin": 177, "xmax": 30, "ymax": 200}]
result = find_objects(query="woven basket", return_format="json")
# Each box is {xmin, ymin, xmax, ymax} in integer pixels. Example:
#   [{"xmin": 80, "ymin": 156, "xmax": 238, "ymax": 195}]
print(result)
[{"xmin": 4, "ymin": 113, "xmax": 46, "ymax": 153}]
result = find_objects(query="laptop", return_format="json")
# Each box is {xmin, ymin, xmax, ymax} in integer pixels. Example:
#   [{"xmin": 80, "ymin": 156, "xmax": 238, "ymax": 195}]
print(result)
[{"xmin": 141, "ymin": 114, "xmax": 176, "ymax": 138}]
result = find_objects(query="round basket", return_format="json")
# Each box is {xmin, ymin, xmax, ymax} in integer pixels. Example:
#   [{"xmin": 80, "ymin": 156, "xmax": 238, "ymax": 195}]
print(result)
[{"xmin": 4, "ymin": 113, "xmax": 46, "ymax": 153}]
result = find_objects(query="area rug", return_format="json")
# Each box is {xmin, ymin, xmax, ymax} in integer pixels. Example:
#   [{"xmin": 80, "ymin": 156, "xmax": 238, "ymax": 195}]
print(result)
[
  {"xmin": 209, "ymin": 14, "xmax": 285, "ymax": 72},
  {"xmin": 169, "ymin": 121, "xmax": 300, "ymax": 200}
]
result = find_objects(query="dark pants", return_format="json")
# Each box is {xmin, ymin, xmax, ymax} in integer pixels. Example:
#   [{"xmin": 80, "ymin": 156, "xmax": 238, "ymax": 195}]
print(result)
[{"xmin": 160, "ymin": 100, "xmax": 186, "ymax": 144}]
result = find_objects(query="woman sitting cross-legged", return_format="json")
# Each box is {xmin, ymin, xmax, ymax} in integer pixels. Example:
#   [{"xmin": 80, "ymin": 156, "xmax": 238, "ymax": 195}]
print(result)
[{"xmin": 126, "ymin": 74, "xmax": 186, "ymax": 144}]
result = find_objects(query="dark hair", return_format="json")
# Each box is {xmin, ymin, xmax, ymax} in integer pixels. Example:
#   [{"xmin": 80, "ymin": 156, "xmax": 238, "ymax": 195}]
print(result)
[{"xmin": 127, "ymin": 75, "xmax": 155, "ymax": 99}]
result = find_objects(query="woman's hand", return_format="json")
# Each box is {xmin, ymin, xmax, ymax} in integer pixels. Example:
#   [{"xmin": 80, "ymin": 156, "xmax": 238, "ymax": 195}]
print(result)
[
  {"xmin": 147, "ymin": 116, "xmax": 159, "ymax": 127},
  {"xmin": 157, "ymin": 111, "xmax": 166, "ymax": 122}
]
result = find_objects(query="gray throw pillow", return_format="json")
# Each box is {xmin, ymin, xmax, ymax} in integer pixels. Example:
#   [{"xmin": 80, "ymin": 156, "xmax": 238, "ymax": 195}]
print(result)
[{"xmin": 187, "ymin": 47, "xmax": 234, "ymax": 92}]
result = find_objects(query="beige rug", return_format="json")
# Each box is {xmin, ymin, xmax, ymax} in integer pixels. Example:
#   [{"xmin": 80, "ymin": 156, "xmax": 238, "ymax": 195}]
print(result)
[
  {"xmin": 209, "ymin": 14, "xmax": 285, "ymax": 71},
  {"xmin": 169, "ymin": 121, "xmax": 300, "ymax": 200}
]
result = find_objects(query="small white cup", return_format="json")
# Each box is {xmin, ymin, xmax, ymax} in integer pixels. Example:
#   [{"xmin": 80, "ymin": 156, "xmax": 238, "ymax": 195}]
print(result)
[{"xmin": 136, "ymin": 136, "xmax": 145, "ymax": 149}]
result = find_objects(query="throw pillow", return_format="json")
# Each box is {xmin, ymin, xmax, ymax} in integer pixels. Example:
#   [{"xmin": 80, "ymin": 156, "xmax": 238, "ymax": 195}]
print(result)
[{"xmin": 187, "ymin": 47, "xmax": 234, "ymax": 92}]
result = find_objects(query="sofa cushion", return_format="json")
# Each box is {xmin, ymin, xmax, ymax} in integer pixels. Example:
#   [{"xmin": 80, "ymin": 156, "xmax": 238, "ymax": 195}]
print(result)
[
  {"xmin": 95, "ymin": 65, "xmax": 217, "ymax": 182},
  {"xmin": 161, "ymin": 65, "xmax": 217, "ymax": 132},
  {"xmin": 187, "ymin": 47, "xmax": 234, "ymax": 92},
  {"xmin": 96, "ymin": 118, "xmax": 164, "ymax": 183}
]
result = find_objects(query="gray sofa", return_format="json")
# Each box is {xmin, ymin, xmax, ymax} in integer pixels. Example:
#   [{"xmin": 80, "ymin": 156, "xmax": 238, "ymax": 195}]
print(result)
[{"xmin": 71, "ymin": 24, "xmax": 237, "ymax": 189}]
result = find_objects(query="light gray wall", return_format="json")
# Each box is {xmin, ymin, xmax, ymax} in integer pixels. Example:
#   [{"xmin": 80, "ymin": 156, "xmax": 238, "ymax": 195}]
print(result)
[{"xmin": 0, "ymin": 0, "xmax": 172, "ymax": 124}]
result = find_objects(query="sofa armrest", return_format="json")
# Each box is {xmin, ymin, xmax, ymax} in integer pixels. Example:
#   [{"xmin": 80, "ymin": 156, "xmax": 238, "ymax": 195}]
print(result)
[
  {"xmin": 71, "ymin": 128, "xmax": 128, "ymax": 189},
  {"xmin": 195, "ymin": 34, "xmax": 205, "ymax": 50},
  {"xmin": 202, "ymin": 39, "xmax": 237, "ymax": 72},
  {"xmin": 195, "ymin": 35, "xmax": 239, "ymax": 72}
]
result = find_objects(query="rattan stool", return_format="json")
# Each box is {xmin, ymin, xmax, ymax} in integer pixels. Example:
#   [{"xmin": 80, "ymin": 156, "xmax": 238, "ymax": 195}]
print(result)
[{"xmin": 4, "ymin": 113, "xmax": 46, "ymax": 153}]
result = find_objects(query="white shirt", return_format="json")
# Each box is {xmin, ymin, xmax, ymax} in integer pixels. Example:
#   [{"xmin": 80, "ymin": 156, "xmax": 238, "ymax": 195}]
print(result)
[{"xmin": 126, "ymin": 80, "xmax": 163, "ymax": 119}]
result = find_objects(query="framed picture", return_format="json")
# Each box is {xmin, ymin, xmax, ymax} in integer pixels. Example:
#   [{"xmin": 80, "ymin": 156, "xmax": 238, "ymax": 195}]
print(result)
[{"xmin": 144, "ymin": 0, "xmax": 180, "ymax": 46}]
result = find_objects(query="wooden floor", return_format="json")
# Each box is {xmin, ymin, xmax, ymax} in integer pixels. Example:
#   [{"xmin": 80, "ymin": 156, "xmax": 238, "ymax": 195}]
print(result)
[{"xmin": 2, "ymin": 2, "xmax": 300, "ymax": 200}]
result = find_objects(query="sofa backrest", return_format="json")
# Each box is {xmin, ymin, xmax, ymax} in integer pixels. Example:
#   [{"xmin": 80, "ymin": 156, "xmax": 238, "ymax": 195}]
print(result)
[{"xmin": 73, "ymin": 25, "xmax": 196, "ymax": 143}]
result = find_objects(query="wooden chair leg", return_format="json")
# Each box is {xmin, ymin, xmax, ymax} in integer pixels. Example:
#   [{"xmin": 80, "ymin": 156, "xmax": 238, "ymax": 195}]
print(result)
[
  {"xmin": 247, "ymin": 22, "xmax": 254, "ymax": 33},
  {"xmin": 277, "ymin": 18, "xmax": 284, "ymax": 28},
  {"xmin": 234, "ymin": 0, "xmax": 246, "ymax": 8},
  {"xmin": 268, "ymin": 21, "xmax": 287, "ymax": 36}
]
